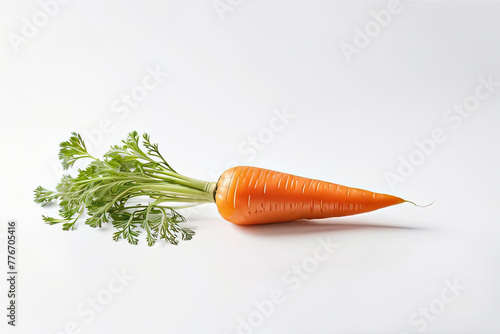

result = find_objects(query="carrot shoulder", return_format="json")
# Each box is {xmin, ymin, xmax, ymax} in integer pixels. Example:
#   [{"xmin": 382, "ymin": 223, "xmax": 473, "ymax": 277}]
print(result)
[{"xmin": 215, "ymin": 166, "xmax": 405, "ymax": 225}]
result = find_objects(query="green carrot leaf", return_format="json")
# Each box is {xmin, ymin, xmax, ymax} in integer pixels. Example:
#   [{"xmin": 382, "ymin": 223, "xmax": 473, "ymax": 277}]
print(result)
[{"xmin": 35, "ymin": 131, "xmax": 215, "ymax": 246}]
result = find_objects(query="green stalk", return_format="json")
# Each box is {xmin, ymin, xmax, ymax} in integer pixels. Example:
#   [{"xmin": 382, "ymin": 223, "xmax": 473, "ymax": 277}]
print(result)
[{"xmin": 35, "ymin": 131, "xmax": 218, "ymax": 246}]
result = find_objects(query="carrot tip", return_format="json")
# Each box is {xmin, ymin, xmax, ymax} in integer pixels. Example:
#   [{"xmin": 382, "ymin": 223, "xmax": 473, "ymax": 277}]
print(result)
[{"xmin": 404, "ymin": 199, "xmax": 435, "ymax": 208}]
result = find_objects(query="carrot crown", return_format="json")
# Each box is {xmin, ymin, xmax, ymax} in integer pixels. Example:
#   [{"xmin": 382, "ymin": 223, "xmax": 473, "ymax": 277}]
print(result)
[{"xmin": 34, "ymin": 131, "xmax": 216, "ymax": 246}]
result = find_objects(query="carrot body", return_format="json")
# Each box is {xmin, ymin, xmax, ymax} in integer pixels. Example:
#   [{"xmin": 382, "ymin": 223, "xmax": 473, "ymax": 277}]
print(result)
[{"xmin": 215, "ymin": 166, "xmax": 405, "ymax": 225}]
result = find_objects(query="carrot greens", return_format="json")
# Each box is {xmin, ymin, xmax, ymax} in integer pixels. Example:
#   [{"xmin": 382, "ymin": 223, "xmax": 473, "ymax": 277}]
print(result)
[{"xmin": 34, "ymin": 131, "xmax": 216, "ymax": 246}]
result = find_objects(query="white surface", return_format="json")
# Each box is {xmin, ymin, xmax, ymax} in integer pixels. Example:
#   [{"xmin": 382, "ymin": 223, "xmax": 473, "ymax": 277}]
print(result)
[{"xmin": 1, "ymin": 1, "xmax": 500, "ymax": 333}]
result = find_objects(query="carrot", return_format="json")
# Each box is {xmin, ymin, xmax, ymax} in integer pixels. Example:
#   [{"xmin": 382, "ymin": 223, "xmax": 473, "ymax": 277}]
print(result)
[
  {"xmin": 36, "ymin": 132, "xmax": 413, "ymax": 246},
  {"xmin": 215, "ymin": 166, "xmax": 406, "ymax": 225}
]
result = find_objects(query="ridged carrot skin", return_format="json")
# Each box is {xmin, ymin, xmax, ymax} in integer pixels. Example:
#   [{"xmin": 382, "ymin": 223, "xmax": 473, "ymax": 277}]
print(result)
[{"xmin": 215, "ymin": 166, "xmax": 405, "ymax": 225}]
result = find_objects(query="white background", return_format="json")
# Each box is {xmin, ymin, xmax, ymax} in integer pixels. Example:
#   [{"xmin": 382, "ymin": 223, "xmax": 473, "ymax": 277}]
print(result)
[{"xmin": 1, "ymin": 0, "xmax": 500, "ymax": 333}]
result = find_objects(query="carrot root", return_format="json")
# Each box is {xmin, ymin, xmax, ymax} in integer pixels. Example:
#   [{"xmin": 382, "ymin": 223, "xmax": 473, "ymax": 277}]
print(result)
[
  {"xmin": 215, "ymin": 166, "xmax": 411, "ymax": 225},
  {"xmin": 404, "ymin": 199, "xmax": 435, "ymax": 208}
]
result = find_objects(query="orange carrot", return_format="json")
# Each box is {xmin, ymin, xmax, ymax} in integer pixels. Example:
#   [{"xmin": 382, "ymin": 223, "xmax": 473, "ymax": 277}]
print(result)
[
  {"xmin": 36, "ymin": 132, "xmax": 413, "ymax": 246},
  {"xmin": 215, "ymin": 166, "xmax": 405, "ymax": 225}
]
